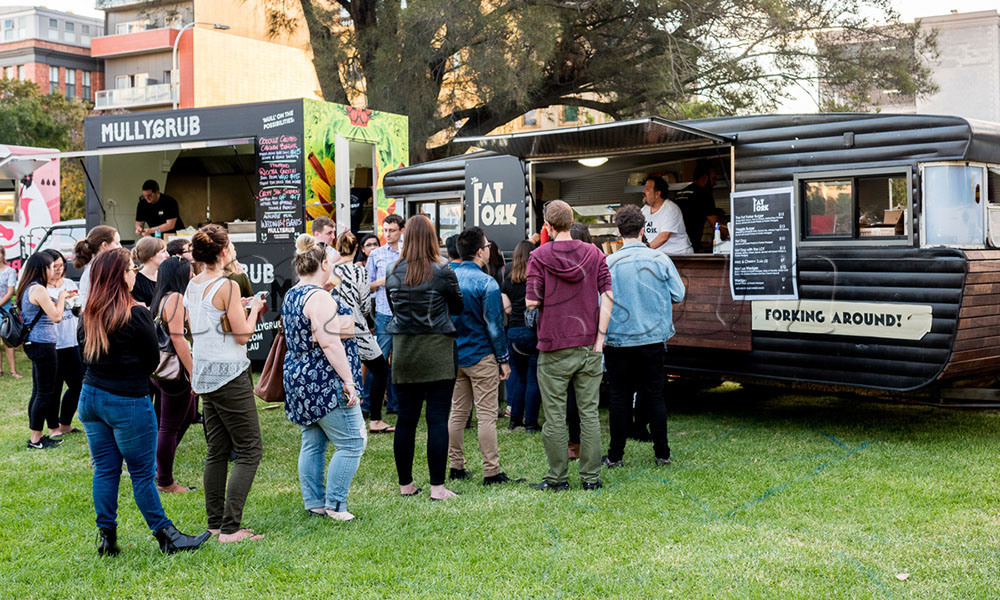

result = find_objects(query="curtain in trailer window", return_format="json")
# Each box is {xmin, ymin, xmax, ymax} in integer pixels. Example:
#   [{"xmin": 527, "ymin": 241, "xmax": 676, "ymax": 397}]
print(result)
[{"xmin": 924, "ymin": 165, "xmax": 984, "ymax": 246}]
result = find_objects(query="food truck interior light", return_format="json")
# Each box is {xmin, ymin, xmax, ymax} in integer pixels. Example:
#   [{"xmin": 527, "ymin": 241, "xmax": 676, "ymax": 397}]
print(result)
[{"xmin": 578, "ymin": 157, "xmax": 609, "ymax": 167}]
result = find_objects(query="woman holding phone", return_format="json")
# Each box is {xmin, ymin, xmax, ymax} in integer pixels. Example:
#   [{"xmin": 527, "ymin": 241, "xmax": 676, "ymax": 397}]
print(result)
[{"xmin": 186, "ymin": 224, "xmax": 266, "ymax": 543}]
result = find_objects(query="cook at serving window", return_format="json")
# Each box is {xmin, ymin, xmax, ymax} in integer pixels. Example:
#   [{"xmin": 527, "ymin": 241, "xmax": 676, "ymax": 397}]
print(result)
[{"xmin": 135, "ymin": 179, "xmax": 184, "ymax": 237}]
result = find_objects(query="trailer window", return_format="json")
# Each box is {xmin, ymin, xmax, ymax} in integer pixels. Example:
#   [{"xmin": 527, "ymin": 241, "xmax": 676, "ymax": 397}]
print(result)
[
  {"xmin": 800, "ymin": 173, "xmax": 908, "ymax": 240},
  {"xmin": 924, "ymin": 164, "xmax": 984, "ymax": 247}
]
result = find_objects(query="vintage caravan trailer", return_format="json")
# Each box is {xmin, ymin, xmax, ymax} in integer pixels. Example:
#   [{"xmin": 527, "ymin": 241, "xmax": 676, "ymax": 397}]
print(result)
[{"xmin": 387, "ymin": 114, "xmax": 1000, "ymax": 394}]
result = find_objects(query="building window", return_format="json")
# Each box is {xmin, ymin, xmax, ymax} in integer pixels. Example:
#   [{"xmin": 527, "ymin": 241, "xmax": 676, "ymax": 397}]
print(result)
[
  {"xmin": 799, "ymin": 171, "xmax": 909, "ymax": 241},
  {"xmin": 48, "ymin": 18, "xmax": 59, "ymax": 41},
  {"xmin": 82, "ymin": 71, "xmax": 91, "ymax": 100},
  {"xmin": 115, "ymin": 75, "xmax": 130, "ymax": 89},
  {"xmin": 64, "ymin": 21, "xmax": 75, "ymax": 43},
  {"xmin": 17, "ymin": 65, "xmax": 24, "ymax": 81},
  {"xmin": 3, "ymin": 19, "xmax": 13, "ymax": 42},
  {"xmin": 116, "ymin": 20, "xmax": 150, "ymax": 35},
  {"xmin": 65, "ymin": 69, "xmax": 75, "ymax": 99},
  {"xmin": 523, "ymin": 109, "xmax": 538, "ymax": 127},
  {"xmin": 563, "ymin": 105, "xmax": 579, "ymax": 122},
  {"xmin": 81, "ymin": 24, "xmax": 90, "ymax": 44},
  {"xmin": 4, "ymin": 66, "xmax": 14, "ymax": 79},
  {"xmin": 49, "ymin": 66, "xmax": 59, "ymax": 94},
  {"xmin": 17, "ymin": 17, "xmax": 25, "ymax": 40}
]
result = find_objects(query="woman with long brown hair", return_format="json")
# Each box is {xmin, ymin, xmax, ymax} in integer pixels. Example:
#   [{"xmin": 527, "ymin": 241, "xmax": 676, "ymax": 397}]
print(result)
[
  {"xmin": 501, "ymin": 240, "xmax": 541, "ymax": 432},
  {"xmin": 77, "ymin": 248, "xmax": 210, "ymax": 556},
  {"xmin": 386, "ymin": 215, "xmax": 464, "ymax": 500}
]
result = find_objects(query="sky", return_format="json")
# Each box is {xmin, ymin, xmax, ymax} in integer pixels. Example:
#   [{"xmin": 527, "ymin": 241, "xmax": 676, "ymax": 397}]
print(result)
[{"xmin": 5, "ymin": 0, "xmax": 999, "ymax": 112}]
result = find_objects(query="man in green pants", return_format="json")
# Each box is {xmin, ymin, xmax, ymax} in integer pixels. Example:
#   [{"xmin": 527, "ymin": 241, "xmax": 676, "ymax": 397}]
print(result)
[{"xmin": 525, "ymin": 200, "xmax": 614, "ymax": 491}]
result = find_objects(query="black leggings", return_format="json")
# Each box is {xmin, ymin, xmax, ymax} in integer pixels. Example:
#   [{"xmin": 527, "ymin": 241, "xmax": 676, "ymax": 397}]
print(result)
[
  {"xmin": 48, "ymin": 346, "xmax": 83, "ymax": 429},
  {"xmin": 363, "ymin": 355, "xmax": 389, "ymax": 421},
  {"xmin": 25, "ymin": 342, "xmax": 59, "ymax": 432},
  {"xmin": 393, "ymin": 379, "xmax": 454, "ymax": 486}
]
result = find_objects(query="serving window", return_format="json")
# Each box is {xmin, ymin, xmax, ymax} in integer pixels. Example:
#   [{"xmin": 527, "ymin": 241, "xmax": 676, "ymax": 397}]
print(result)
[{"xmin": 796, "ymin": 168, "xmax": 911, "ymax": 244}]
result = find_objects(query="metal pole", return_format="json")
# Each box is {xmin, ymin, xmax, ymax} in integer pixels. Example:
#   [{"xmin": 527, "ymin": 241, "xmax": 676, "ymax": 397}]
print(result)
[{"xmin": 171, "ymin": 22, "xmax": 229, "ymax": 110}]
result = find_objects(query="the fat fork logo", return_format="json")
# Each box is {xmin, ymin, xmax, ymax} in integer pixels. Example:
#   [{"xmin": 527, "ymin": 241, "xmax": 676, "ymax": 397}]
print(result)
[{"xmin": 471, "ymin": 176, "xmax": 517, "ymax": 227}]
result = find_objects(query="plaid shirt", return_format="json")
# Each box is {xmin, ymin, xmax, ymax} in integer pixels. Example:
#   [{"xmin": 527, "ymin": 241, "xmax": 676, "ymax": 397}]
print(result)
[{"xmin": 366, "ymin": 243, "xmax": 400, "ymax": 316}]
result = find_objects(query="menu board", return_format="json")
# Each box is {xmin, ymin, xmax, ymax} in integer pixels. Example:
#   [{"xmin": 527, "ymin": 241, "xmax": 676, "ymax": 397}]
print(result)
[
  {"xmin": 730, "ymin": 187, "xmax": 797, "ymax": 300},
  {"xmin": 256, "ymin": 127, "xmax": 304, "ymax": 244}
]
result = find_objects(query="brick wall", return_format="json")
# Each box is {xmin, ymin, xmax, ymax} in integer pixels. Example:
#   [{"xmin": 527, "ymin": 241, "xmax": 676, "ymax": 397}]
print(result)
[
  {"xmin": 0, "ymin": 38, "xmax": 91, "ymax": 57},
  {"xmin": 11, "ymin": 63, "xmax": 102, "ymax": 102}
]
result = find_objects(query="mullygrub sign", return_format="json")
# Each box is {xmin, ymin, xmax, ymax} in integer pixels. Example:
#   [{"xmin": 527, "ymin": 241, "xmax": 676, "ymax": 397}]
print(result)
[{"xmin": 464, "ymin": 155, "xmax": 526, "ymax": 252}]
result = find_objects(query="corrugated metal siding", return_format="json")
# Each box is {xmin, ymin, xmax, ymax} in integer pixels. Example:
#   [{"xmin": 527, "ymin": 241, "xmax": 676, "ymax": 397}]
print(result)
[
  {"xmin": 382, "ymin": 150, "xmax": 531, "ymax": 201},
  {"xmin": 662, "ymin": 247, "xmax": 967, "ymax": 391},
  {"xmin": 685, "ymin": 114, "xmax": 975, "ymax": 190}
]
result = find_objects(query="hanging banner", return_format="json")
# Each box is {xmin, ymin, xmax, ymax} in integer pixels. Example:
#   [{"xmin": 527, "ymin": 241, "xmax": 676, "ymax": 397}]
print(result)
[
  {"xmin": 464, "ymin": 155, "xmax": 525, "ymax": 252},
  {"xmin": 752, "ymin": 300, "xmax": 933, "ymax": 340}
]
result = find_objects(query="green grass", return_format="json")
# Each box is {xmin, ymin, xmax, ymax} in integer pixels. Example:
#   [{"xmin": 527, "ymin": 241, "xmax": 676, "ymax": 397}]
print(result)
[{"xmin": 1, "ymin": 350, "xmax": 999, "ymax": 599}]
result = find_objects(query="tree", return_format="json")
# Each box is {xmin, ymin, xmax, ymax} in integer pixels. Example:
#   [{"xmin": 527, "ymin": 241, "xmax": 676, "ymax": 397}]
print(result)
[
  {"xmin": 0, "ymin": 79, "xmax": 89, "ymax": 219},
  {"xmin": 261, "ymin": 0, "xmax": 935, "ymax": 162}
]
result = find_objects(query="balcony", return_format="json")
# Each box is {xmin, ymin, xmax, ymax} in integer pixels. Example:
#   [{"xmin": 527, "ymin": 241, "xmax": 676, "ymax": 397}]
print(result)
[
  {"xmin": 91, "ymin": 27, "xmax": 179, "ymax": 58},
  {"xmin": 95, "ymin": 83, "xmax": 176, "ymax": 110}
]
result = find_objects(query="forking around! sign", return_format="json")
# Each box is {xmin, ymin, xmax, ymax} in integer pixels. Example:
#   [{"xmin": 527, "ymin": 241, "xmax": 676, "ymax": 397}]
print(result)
[{"xmin": 751, "ymin": 300, "xmax": 933, "ymax": 341}]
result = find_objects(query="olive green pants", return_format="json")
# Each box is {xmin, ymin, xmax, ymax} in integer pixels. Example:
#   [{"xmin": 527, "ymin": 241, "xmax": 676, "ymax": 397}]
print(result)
[{"xmin": 537, "ymin": 346, "xmax": 603, "ymax": 485}]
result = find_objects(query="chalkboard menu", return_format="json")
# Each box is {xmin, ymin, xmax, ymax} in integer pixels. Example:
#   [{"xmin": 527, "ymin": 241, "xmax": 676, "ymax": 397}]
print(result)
[
  {"xmin": 256, "ymin": 120, "xmax": 304, "ymax": 244},
  {"xmin": 729, "ymin": 187, "xmax": 797, "ymax": 300}
]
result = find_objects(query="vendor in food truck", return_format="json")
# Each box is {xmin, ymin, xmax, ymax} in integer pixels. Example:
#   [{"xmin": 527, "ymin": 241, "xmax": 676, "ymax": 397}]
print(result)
[
  {"xmin": 673, "ymin": 160, "xmax": 728, "ymax": 253},
  {"xmin": 134, "ymin": 179, "xmax": 184, "ymax": 237},
  {"xmin": 642, "ymin": 176, "xmax": 693, "ymax": 255}
]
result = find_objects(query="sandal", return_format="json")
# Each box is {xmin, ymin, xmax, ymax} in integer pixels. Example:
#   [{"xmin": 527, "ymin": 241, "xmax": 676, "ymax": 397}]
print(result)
[{"xmin": 369, "ymin": 425, "xmax": 396, "ymax": 433}]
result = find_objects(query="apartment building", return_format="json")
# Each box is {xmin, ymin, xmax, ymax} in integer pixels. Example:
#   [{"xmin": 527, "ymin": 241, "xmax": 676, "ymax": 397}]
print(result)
[
  {"xmin": 92, "ymin": 0, "xmax": 322, "ymax": 112},
  {"xmin": 820, "ymin": 10, "xmax": 1000, "ymax": 122},
  {"xmin": 0, "ymin": 6, "xmax": 104, "ymax": 102}
]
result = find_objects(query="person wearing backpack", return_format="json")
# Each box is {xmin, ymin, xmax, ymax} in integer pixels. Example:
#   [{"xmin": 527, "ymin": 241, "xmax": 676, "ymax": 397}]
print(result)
[{"xmin": 16, "ymin": 252, "xmax": 67, "ymax": 450}]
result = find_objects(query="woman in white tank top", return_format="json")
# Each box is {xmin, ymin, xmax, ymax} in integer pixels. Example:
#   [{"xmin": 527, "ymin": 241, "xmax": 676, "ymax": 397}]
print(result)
[{"xmin": 186, "ymin": 225, "xmax": 266, "ymax": 545}]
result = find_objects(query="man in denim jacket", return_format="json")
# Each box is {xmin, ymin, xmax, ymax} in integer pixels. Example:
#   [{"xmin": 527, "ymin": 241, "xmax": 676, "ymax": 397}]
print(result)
[
  {"xmin": 603, "ymin": 204, "xmax": 685, "ymax": 468},
  {"xmin": 448, "ymin": 227, "xmax": 520, "ymax": 486}
]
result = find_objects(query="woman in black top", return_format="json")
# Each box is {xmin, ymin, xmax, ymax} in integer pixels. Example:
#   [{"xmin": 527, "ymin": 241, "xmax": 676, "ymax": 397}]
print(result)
[
  {"xmin": 386, "ymin": 215, "xmax": 464, "ymax": 501},
  {"xmin": 130, "ymin": 236, "xmax": 168, "ymax": 306},
  {"xmin": 77, "ymin": 248, "xmax": 209, "ymax": 556},
  {"xmin": 501, "ymin": 240, "xmax": 541, "ymax": 431}
]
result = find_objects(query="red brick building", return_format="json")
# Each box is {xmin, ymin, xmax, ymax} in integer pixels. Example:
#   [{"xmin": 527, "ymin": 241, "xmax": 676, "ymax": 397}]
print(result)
[{"xmin": 0, "ymin": 6, "xmax": 104, "ymax": 102}]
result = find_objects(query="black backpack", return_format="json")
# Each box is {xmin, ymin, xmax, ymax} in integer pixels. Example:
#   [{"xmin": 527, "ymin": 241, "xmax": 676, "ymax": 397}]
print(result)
[{"xmin": 0, "ymin": 305, "xmax": 44, "ymax": 348}]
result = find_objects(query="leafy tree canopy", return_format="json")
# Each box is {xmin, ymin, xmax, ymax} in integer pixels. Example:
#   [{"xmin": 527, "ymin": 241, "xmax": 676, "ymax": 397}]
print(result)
[
  {"xmin": 0, "ymin": 79, "xmax": 89, "ymax": 219},
  {"xmin": 279, "ymin": 0, "xmax": 935, "ymax": 161}
]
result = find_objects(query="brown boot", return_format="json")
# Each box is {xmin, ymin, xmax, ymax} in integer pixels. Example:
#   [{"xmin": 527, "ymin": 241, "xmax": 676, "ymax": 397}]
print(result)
[{"xmin": 568, "ymin": 443, "xmax": 580, "ymax": 461}]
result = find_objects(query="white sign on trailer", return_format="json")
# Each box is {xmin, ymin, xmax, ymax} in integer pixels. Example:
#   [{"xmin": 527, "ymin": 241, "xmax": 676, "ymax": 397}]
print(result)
[{"xmin": 751, "ymin": 300, "xmax": 932, "ymax": 340}]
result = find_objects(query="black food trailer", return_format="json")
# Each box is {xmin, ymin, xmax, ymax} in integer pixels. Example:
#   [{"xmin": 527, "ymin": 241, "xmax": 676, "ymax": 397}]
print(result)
[
  {"xmin": 2, "ymin": 99, "xmax": 409, "ymax": 359},
  {"xmin": 385, "ymin": 114, "xmax": 1000, "ymax": 395}
]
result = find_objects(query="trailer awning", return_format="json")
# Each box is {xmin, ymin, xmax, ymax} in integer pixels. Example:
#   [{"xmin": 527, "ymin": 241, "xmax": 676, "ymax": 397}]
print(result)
[
  {"xmin": 453, "ymin": 117, "xmax": 733, "ymax": 160},
  {"xmin": 0, "ymin": 136, "xmax": 256, "ymax": 175}
]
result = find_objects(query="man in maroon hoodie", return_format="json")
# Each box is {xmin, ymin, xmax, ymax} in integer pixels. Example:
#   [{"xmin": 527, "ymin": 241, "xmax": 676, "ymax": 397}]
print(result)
[{"xmin": 526, "ymin": 200, "xmax": 613, "ymax": 491}]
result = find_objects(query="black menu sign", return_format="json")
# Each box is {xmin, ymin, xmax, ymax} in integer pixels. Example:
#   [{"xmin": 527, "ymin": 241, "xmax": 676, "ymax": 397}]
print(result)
[
  {"xmin": 730, "ymin": 187, "xmax": 797, "ymax": 300},
  {"xmin": 256, "ymin": 111, "xmax": 304, "ymax": 243}
]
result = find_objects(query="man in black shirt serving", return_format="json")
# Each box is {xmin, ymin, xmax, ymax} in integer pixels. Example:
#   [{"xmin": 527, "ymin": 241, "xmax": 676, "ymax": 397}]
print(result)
[{"xmin": 135, "ymin": 179, "xmax": 184, "ymax": 237}]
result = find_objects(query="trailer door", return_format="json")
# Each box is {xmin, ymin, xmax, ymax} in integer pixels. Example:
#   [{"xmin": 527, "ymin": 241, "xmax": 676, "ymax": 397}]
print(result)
[{"xmin": 921, "ymin": 163, "xmax": 986, "ymax": 248}]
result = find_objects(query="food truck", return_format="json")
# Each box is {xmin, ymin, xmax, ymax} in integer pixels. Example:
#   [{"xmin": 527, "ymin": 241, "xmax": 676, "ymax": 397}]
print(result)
[
  {"xmin": 385, "ymin": 114, "xmax": 1000, "ymax": 395},
  {"xmin": 0, "ymin": 99, "xmax": 408, "ymax": 359},
  {"xmin": 0, "ymin": 145, "xmax": 62, "ymax": 270}
]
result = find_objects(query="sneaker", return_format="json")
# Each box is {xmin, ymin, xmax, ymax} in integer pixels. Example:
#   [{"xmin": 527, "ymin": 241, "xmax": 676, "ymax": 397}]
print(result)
[
  {"xmin": 507, "ymin": 420, "xmax": 523, "ymax": 431},
  {"xmin": 530, "ymin": 480, "xmax": 570, "ymax": 492},
  {"xmin": 483, "ymin": 472, "xmax": 526, "ymax": 486},
  {"xmin": 449, "ymin": 468, "xmax": 472, "ymax": 480},
  {"xmin": 27, "ymin": 436, "xmax": 60, "ymax": 450},
  {"xmin": 601, "ymin": 455, "xmax": 624, "ymax": 469},
  {"xmin": 582, "ymin": 479, "xmax": 603, "ymax": 490},
  {"xmin": 655, "ymin": 456, "xmax": 672, "ymax": 466}
]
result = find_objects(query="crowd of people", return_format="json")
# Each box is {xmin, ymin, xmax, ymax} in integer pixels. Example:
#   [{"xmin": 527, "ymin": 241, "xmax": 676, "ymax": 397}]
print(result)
[{"xmin": 2, "ymin": 190, "xmax": 688, "ymax": 557}]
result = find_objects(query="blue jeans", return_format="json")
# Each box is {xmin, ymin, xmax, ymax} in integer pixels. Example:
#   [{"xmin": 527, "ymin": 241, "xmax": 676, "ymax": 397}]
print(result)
[
  {"xmin": 77, "ymin": 384, "xmax": 172, "ymax": 532},
  {"xmin": 505, "ymin": 326, "xmax": 540, "ymax": 425},
  {"xmin": 299, "ymin": 405, "xmax": 367, "ymax": 512},
  {"xmin": 374, "ymin": 313, "xmax": 398, "ymax": 413}
]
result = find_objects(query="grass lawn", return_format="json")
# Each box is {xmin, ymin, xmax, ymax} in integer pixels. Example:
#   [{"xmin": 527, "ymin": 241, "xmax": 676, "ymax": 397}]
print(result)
[{"xmin": 0, "ymin": 349, "xmax": 998, "ymax": 599}]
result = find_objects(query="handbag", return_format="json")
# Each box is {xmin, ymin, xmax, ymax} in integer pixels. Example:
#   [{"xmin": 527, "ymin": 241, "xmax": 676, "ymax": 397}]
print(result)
[
  {"xmin": 151, "ymin": 312, "xmax": 184, "ymax": 382},
  {"xmin": 0, "ymin": 305, "xmax": 45, "ymax": 348},
  {"xmin": 253, "ymin": 325, "xmax": 287, "ymax": 403}
]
